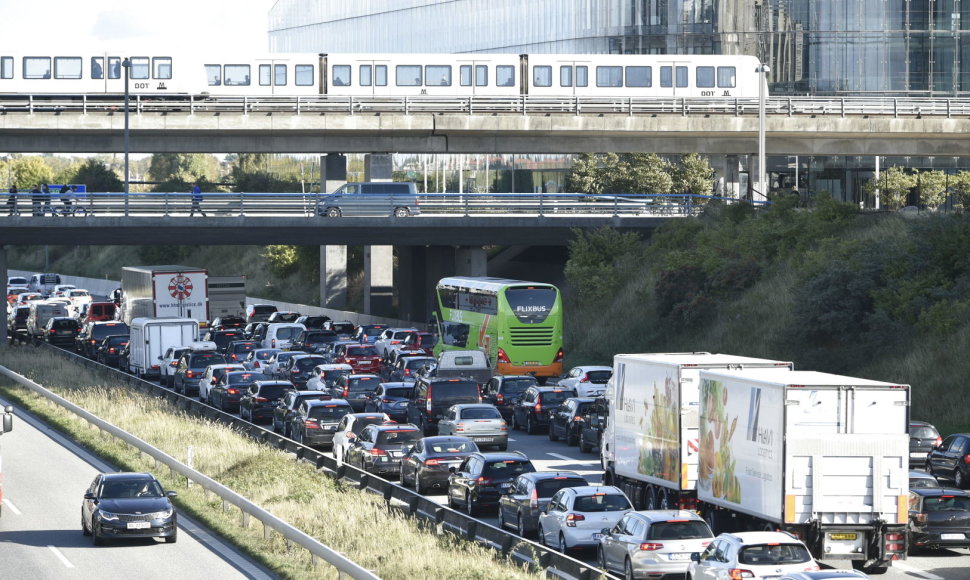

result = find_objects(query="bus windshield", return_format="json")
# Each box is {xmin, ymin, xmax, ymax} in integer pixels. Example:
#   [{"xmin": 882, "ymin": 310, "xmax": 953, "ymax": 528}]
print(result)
[{"xmin": 505, "ymin": 287, "xmax": 557, "ymax": 323}]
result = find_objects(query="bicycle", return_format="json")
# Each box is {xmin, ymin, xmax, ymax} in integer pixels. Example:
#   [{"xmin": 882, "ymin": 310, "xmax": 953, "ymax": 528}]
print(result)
[{"xmin": 51, "ymin": 203, "xmax": 89, "ymax": 217}]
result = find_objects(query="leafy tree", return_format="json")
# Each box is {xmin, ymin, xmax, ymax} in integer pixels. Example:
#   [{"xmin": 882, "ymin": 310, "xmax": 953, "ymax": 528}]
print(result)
[
  {"xmin": 672, "ymin": 153, "xmax": 716, "ymax": 199},
  {"xmin": 70, "ymin": 158, "xmax": 124, "ymax": 192},
  {"xmin": 865, "ymin": 166, "xmax": 915, "ymax": 210},
  {"xmin": 564, "ymin": 227, "xmax": 642, "ymax": 302},
  {"xmin": 916, "ymin": 170, "xmax": 948, "ymax": 210},
  {"xmin": 564, "ymin": 153, "xmax": 605, "ymax": 194},
  {"xmin": 616, "ymin": 153, "xmax": 673, "ymax": 194},
  {"xmin": 11, "ymin": 156, "xmax": 55, "ymax": 190},
  {"xmin": 951, "ymin": 171, "xmax": 970, "ymax": 211},
  {"xmin": 148, "ymin": 153, "xmax": 211, "ymax": 183}
]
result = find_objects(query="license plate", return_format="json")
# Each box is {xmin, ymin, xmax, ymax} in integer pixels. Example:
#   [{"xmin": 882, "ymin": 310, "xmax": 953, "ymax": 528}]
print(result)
[
  {"xmin": 474, "ymin": 437, "xmax": 494, "ymax": 443},
  {"xmin": 830, "ymin": 533, "xmax": 858, "ymax": 541},
  {"xmin": 523, "ymin": 361, "xmax": 540, "ymax": 366},
  {"xmin": 127, "ymin": 521, "xmax": 151, "ymax": 529},
  {"xmin": 591, "ymin": 533, "xmax": 602, "ymax": 541},
  {"xmin": 669, "ymin": 553, "xmax": 691, "ymax": 560},
  {"xmin": 499, "ymin": 482, "xmax": 511, "ymax": 489},
  {"xmin": 941, "ymin": 533, "xmax": 966, "ymax": 540},
  {"xmin": 388, "ymin": 451, "xmax": 401, "ymax": 457},
  {"xmin": 910, "ymin": 452, "xmax": 926, "ymax": 458}
]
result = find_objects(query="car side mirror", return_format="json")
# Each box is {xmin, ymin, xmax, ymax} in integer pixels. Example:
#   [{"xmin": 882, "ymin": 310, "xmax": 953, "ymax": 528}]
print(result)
[
  {"xmin": 84, "ymin": 492, "xmax": 96, "ymax": 500},
  {"xmin": 600, "ymin": 527, "xmax": 611, "ymax": 535},
  {"xmin": 690, "ymin": 552, "xmax": 701, "ymax": 562},
  {"xmin": 449, "ymin": 466, "xmax": 457, "ymax": 474},
  {"xmin": 166, "ymin": 490, "xmax": 178, "ymax": 498}
]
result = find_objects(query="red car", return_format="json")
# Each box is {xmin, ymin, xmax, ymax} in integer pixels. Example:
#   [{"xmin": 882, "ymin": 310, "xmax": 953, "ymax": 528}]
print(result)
[
  {"xmin": 334, "ymin": 343, "xmax": 382, "ymax": 374},
  {"xmin": 399, "ymin": 331, "xmax": 438, "ymax": 356}
]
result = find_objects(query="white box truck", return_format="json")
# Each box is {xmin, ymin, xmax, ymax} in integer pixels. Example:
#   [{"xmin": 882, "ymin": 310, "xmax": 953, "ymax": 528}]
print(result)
[
  {"xmin": 602, "ymin": 353, "xmax": 793, "ymax": 513},
  {"xmin": 121, "ymin": 266, "xmax": 208, "ymax": 326},
  {"xmin": 695, "ymin": 367, "xmax": 910, "ymax": 573},
  {"xmin": 127, "ymin": 317, "xmax": 199, "ymax": 379},
  {"xmin": 207, "ymin": 276, "xmax": 246, "ymax": 320}
]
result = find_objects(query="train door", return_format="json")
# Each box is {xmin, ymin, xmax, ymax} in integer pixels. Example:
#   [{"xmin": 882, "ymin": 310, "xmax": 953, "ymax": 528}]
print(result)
[
  {"xmin": 255, "ymin": 58, "xmax": 294, "ymax": 96},
  {"xmin": 347, "ymin": 59, "xmax": 391, "ymax": 96},
  {"xmin": 658, "ymin": 60, "xmax": 690, "ymax": 96},
  {"xmin": 456, "ymin": 60, "xmax": 491, "ymax": 95},
  {"xmin": 97, "ymin": 55, "xmax": 127, "ymax": 95},
  {"xmin": 553, "ymin": 59, "xmax": 591, "ymax": 96}
]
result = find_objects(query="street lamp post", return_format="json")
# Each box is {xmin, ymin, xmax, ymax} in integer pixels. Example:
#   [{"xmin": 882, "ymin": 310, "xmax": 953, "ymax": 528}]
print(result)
[
  {"xmin": 756, "ymin": 63, "xmax": 770, "ymax": 203},
  {"xmin": 122, "ymin": 58, "xmax": 130, "ymax": 216}
]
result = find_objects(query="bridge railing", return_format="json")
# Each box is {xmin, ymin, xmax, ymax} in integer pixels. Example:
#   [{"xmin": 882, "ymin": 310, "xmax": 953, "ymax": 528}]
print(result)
[{"xmin": 6, "ymin": 192, "xmax": 741, "ymax": 218}]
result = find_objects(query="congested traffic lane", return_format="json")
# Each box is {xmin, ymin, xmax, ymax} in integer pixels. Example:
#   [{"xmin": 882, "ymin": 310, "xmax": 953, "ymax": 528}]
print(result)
[{"xmin": 0, "ymin": 396, "xmax": 276, "ymax": 580}]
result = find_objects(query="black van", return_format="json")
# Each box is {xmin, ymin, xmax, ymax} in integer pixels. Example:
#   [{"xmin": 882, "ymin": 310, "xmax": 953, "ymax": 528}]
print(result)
[
  {"xmin": 317, "ymin": 182, "xmax": 420, "ymax": 218},
  {"xmin": 407, "ymin": 377, "xmax": 481, "ymax": 435}
]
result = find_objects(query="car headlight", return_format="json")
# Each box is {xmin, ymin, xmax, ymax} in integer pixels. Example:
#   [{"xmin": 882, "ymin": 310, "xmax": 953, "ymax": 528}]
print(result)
[
  {"xmin": 98, "ymin": 510, "xmax": 121, "ymax": 521},
  {"xmin": 152, "ymin": 508, "xmax": 174, "ymax": 519}
]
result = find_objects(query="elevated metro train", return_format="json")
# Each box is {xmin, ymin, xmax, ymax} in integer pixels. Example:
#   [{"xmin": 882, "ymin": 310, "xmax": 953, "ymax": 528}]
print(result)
[{"xmin": 0, "ymin": 52, "xmax": 765, "ymax": 99}]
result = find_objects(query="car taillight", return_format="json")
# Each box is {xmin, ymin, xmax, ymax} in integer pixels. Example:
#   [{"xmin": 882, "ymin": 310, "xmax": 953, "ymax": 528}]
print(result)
[
  {"xmin": 342, "ymin": 387, "xmax": 349, "ymax": 398},
  {"xmin": 369, "ymin": 448, "xmax": 386, "ymax": 456},
  {"xmin": 404, "ymin": 369, "xmax": 411, "ymax": 377},
  {"xmin": 271, "ymin": 339, "xmax": 276, "ymax": 348},
  {"xmin": 535, "ymin": 402, "xmax": 541, "ymax": 413},
  {"xmin": 529, "ymin": 488, "xmax": 538, "ymax": 509},
  {"xmin": 108, "ymin": 348, "xmax": 116, "ymax": 354},
  {"xmin": 227, "ymin": 388, "xmax": 239, "ymax": 395},
  {"xmin": 638, "ymin": 543, "xmax": 664, "ymax": 551},
  {"xmin": 573, "ymin": 416, "xmax": 583, "ymax": 422},
  {"xmin": 424, "ymin": 458, "xmax": 440, "ymax": 466},
  {"xmin": 886, "ymin": 532, "xmax": 905, "ymax": 552},
  {"xmin": 49, "ymin": 329, "xmax": 56, "ymax": 334},
  {"xmin": 230, "ymin": 354, "xmax": 238, "ymax": 360},
  {"xmin": 476, "ymin": 476, "xmax": 492, "ymax": 485},
  {"xmin": 292, "ymin": 369, "xmax": 299, "ymax": 374},
  {"xmin": 565, "ymin": 513, "xmax": 585, "ymax": 527},
  {"xmin": 580, "ymin": 374, "xmax": 589, "ymax": 383},
  {"xmin": 382, "ymin": 398, "xmax": 392, "ymax": 404},
  {"xmin": 186, "ymin": 370, "xmax": 197, "ymax": 378},
  {"xmin": 554, "ymin": 348, "xmax": 564, "ymax": 363},
  {"xmin": 497, "ymin": 348, "xmax": 510, "ymax": 364},
  {"xmin": 728, "ymin": 570, "xmax": 755, "ymax": 580},
  {"xmin": 305, "ymin": 419, "xmax": 320, "ymax": 430},
  {"xmin": 254, "ymin": 396, "xmax": 268, "ymax": 402},
  {"xmin": 455, "ymin": 425, "xmax": 465, "ymax": 432},
  {"xmin": 964, "ymin": 454, "xmax": 970, "ymax": 464}
]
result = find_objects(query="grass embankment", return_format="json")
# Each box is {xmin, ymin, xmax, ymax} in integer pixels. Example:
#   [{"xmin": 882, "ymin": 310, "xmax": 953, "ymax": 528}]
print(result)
[{"xmin": 0, "ymin": 346, "xmax": 541, "ymax": 580}]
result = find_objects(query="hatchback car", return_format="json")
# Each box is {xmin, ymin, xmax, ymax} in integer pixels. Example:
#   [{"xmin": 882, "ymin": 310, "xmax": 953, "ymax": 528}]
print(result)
[
  {"xmin": 398, "ymin": 330, "xmax": 438, "ymax": 356},
  {"xmin": 76, "ymin": 320, "xmax": 130, "ymax": 358},
  {"xmin": 482, "ymin": 375, "xmax": 538, "ymax": 420},
  {"xmin": 262, "ymin": 350, "xmax": 302, "ymax": 378},
  {"xmin": 447, "ymin": 451, "xmax": 536, "ymax": 515},
  {"xmin": 385, "ymin": 355, "xmax": 436, "ymax": 383},
  {"xmin": 579, "ymin": 397, "xmax": 609, "ymax": 454},
  {"xmin": 242, "ymin": 348, "xmax": 280, "ymax": 372},
  {"xmin": 276, "ymin": 354, "xmax": 327, "ymax": 388},
  {"xmin": 332, "ymin": 374, "xmax": 381, "ymax": 411},
  {"xmin": 926, "ymin": 432, "xmax": 970, "ymax": 488},
  {"xmin": 332, "ymin": 343, "xmax": 382, "ymax": 375},
  {"xmin": 306, "ymin": 363, "xmax": 354, "ymax": 391},
  {"xmin": 81, "ymin": 472, "xmax": 178, "ymax": 545},
  {"xmin": 910, "ymin": 470, "xmax": 940, "ymax": 490},
  {"xmin": 266, "ymin": 310, "xmax": 301, "ymax": 323},
  {"xmin": 557, "ymin": 365, "xmax": 613, "ymax": 398},
  {"xmin": 373, "ymin": 327, "xmax": 419, "ymax": 359},
  {"xmin": 538, "ymin": 485, "xmax": 633, "ymax": 552},
  {"xmin": 289, "ymin": 398, "xmax": 354, "ymax": 448},
  {"xmin": 548, "ymin": 397, "xmax": 596, "ymax": 446},
  {"xmin": 209, "ymin": 315, "xmax": 246, "ymax": 331},
  {"xmin": 598, "ymin": 510, "xmax": 714, "ymax": 579},
  {"xmin": 209, "ymin": 370, "xmax": 263, "ymax": 413},
  {"xmin": 272, "ymin": 389, "xmax": 331, "ymax": 437},
  {"xmin": 497, "ymin": 471, "xmax": 589, "ymax": 537},
  {"xmin": 159, "ymin": 346, "xmax": 191, "ymax": 387},
  {"xmin": 173, "ymin": 349, "xmax": 228, "ymax": 396},
  {"xmin": 96, "ymin": 335, "xmax": 130, "ymax": 367},
  {"xmin": 292, "ymin": 329, "xmax": 340, "ymax": 353},
  {"xmin": 331, "ymin": 412, "xmax": 393, "ymax": 465},
  {"xmin": 511, "ymin": 386, "xmax": 578, "ymax": 434},
  {"xmin": 364, "ymin": 382, "xmax": 413, "ymax": 422},
  {"xmin": 324, "ymin": 320, "xmax": 357, "ymax": 339},
  {"xmin": 437, "ymin": 403, "xmax": 508, "ymax": 450},
  {"xmin": 400, "ymin": 436, "xmax": 479, "ymax": 494},
  {"xmin": 908, "ymin": 488, "xmax": 970, "ymax": 553},
  {"xmin": 687, "ymin": 531, "xmax": 820, "ymax": 580},
  {"xmin": 203, "ymin": 329, "xmax": 248, "ymax": 354},
  {"xmin": 224, "ymin": 340, "xmax": 260, "ymax": 364},
  {"xmin": 43, "ymin": 316, "xmax": 80, "ymax": 348},
  {"xmin": 246, "ymin": 303, "xmax": 277, "ymax": 322},
  {"xmin": 239, "ymin": 380, "xmax": 292, "ymax": 423},
  {"xmin": 353, "ymin": 323, "xmax": 389, "ymax": 344},
  {"xmin": 910, "ymin": 420, "xmax": 942, "ymax": 468},
  {"xmin": 199, "ymin": 363, "xmax": 246, "ymax": 403},
  {"xmin": 346, "ymin": 423, "xmax": 422, "ymax": 477},
  {"xmin": 294, "ymin": 315, "xmax": 331, "ymax": 330}
]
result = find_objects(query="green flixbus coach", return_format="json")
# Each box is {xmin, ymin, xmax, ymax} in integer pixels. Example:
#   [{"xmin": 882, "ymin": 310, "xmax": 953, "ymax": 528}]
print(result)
[{"xmin": 432, "ymin": 277, "xmax": 563, "ymax": 383}]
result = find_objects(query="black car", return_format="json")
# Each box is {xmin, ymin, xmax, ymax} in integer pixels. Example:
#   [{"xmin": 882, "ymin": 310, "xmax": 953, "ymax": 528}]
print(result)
[
  {"xmin": 81, "ymin": 472, "xmax": 178, "ymax": 545},
  {"xmin": 353, "ymin": 323, "xmax": 389, "ymax": 344},
  {"xmin": 927, "ymin": 433, "xmax": 970, "ymax": 488},
  {"xmin": 346, "ymin": 423, "xmax": 422, "ymax": 477},
  {"xmin": 908, "ymin": 488, "xmax": 970, "ymax": 553},
  {"xmin": 482, "ymin": 375, "xmax": 538, "ymax": 420},
  {"xmin": 239, "ymin": 380, "xmax": 291, "ymax": 423},
  {"xmin": 209, "ymin": 370, "xmax": 262, "ymax": 412},
  {"xmin": 117, "ymin": 343, "xmax": 131, "ymax": 373},
  {"xmin": 385, "ymin": 355, "xmax": 436, "ymax": 383},
  {"xmin": 910, "ymin": 420, "xmax": 942, "ymax": 468},
  {"xmin": 246, "ymin": 304, "xmax": 277, "ymax": 323},
  {"xmin": 209, "ymin": 315, "xmax": 246, "ymax": 331},
  {"xmin": 497, "ymin": 471, "xmax": 589, "ymax": 537},
  {"xmin": 295, "ymin": 315, "xmax": 331, "ymax": 330},
  {"xmin": 76, "ymin": 320, "xmax": 130, "ymax": 358},
  {"xmin": 224, "ymin": 340, "xmax": 260, "ymax": 364},
  {"xmin": 399, "ymin": 436, "xmax": 479, "ymax": 494},
  {"xmin": 277, "ymin": 354, "xmax": 327, "ymax": 388},
  {"xmin": 578, "ymin": 397, "xmax": 608, "ymax": 454},
  {"xmin": 7, "ymin": 305, "xmax": 30, "ymax": 343},
  {"xmin": 325, "ymin": 320, "xmax": 357, "ymax": 339},
  {"xmin": 511, "ymin": 386, "xmax": 578, "ymax": 435},
  {"xmin": 43, "ymin": 316, "xmax": 80, "ymax": 348},
  {"xmin": 272, "ymin": 389, "xmax": 331, "ymax": 436},
  {"xmin": 332, "ymin": 374, "xmax": 381, "ymax": 411},
  {"xmin": 292, "ymin": 330, "xmax": 339, "ymax": 353},
  {"xmin": 364, "ymin": 382, "xmax": 413, "ymax": 422},
  {"xmin": 96, "ymin": 335, "xmax": 130, "ymax": 367},
  {"xmin": 548, "ymin": 397, "xmax": 595, "ymax": 446},
  {"xmin": 289, "ymin": 398, "xmax": 353, "ymax": 448},
  {"xmin": 407, "ymin": 377, "xmax": 482, "ymax": 435},
  {"xmin": 447, "ymin": 451, "xmax": 536, "ymax": 515},
  {"xmin": 173, "ymin": 349, "xmax": 228, "ymax": 396},
  {"xmin": 203, "ymin": 329, "xmax": 247, "ymax": 354}
]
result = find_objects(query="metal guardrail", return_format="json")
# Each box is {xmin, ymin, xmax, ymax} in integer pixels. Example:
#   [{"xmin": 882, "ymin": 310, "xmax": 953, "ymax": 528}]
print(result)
[
  {"xmin": 18, "ymin": 344, "xmax": 614, "ymax": 580},
  {"xmin": 2, "ymin": 94, "xmax": 969, "ymax": 118},
  {"xmin": 3, "ymin": 191, "xmax": 724, "ymax": 218}
]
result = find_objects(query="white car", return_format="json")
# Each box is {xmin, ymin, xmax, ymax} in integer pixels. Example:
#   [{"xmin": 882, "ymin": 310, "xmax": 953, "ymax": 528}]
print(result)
[
  {"xmin": 66, "ymin": 289, "xmax": 93, "ymax": 311},
  {"xmin": 537, "ymin": 485, "xmax": 632, "ymax": 552},
  {"xmin": 199, "ymin": 363, "xmax": 246, "ymax": 403},
  {"xmin": 331, "ymin": 412, "xmax": 391, "ymax": 465},
  {"xmin": 373, "ymin": 327, "xmax": 419, "ymax": 360},
  {"xmin": 159, "ymin": 346, "xmax": 192, "ymax": 387},
  {"xmin": 687, "ymin": 531, "xmax": 819, "ymax": 580},
  {"xmin": 50, "ymin": 284, "xmax": 77, "ymax": 298},
  {"xmin": 262, "ymin": 350, "xmax": 303, "ymax": 379},
  {"xmin": 557, "ymin": 365, "xmax": 613, "ymax": 397}
]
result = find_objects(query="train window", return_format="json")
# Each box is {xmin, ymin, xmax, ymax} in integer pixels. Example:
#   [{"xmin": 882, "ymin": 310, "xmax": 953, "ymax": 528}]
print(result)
[
  {"xmin": 396, "ymin": 65, "xmax": 421, "ymax": 86},
  {"xmin": 577, "ymin": 66, "xmax": 588, "ymax": 87},
  {"xmin": 560, "ymin": 66, "xmax": 572, "ymax": 87},
  {"xmin": 360, "ymin": 65, "xmax": 372, "ymax": 86},
  {"xmin": 333, "ymin": 65, "xmax": 351, "ymax": 87},
  {"xmin": 1, "ymin": 57, "xmax": 12, "ymax": 80},
  {"xmin": 375, "ymin": 65, "xmax": 387, "ymax": 86},
  {"xmin": 54, "ymin": 57, "xmax": 82, "ymax": 80},
  {"xmin": 91, "ymin": 57, "xmax": 104, "ymax": 80},
  {"xmin": 696, "ymin": 66, "xmax": 715, "ymax": 88},
  {"xmin": 497, "ymin": 65, "xmax": 515, "ymax": 87},
  {"xmin": 460, "ymin": 65, "xmax": 471, "ymax": 86},
  {"xmin": 676, "ymin": 66, "xmax": 688, "ymax": 87},
  {"xmin": 275, "ymin": 64, "xmax": 286, "ymax": 86},
  {"xmin": 661, "ymin": 66, "xmax": 688, "ymax": 88},
  {"xmin": 596, "ymin": 66, "xmax": 622, "ymax": 87},
  {"xmin": 533, "ymin": 66, "xmax": 552, "ymax": 87},
  {"xmin": 23, "ymin": 57, "xmax": 52, "ymax": 79},
  {"xmin": 153, "ymin": 57, "xmax": 172, "ymax": 80},
  {"xmin": 108, "ymin": 58, "xmax": 121, "ymax": 80},
  {"xmin": 205, "ymin": 65, "xmax": 221, "ymax": 86},
  {"xmin": 129, "ymin": 57, "xmax": 149, "ymax": 80},
  {"xmin": 475, "ymin": 65, "xmax": 487, "ymax": 86},
  {"xmin": 625, "ymin": 66, "xmax": 652, "ymax": 87},
  {"xmin": 259, "ymin": 64, "xmax": 271, "ymax": 86},
  {"xmin": 225, "ymin": 65, "xmax": 251, "ymax": 86},
  {"xmin": 295, "ymin": 65, "xmax": 313, "ymax": 86},
  {"xmin": 426, "ymin": 65, "xmax": 451, "ymax": 86},
  {"xmin": 717, "ymin": 67, "xmax": 736, "ymax": 88}
]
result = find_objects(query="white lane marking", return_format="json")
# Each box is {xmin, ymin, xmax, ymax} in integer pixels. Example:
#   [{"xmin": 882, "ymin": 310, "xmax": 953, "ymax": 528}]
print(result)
[
  {"xmin": 507, "ymin": 438, "xmax": 516, "ymax": 442},
  {"xmin": 47, "ymin": 545, "xmax": 75, "ymax": 569},
  {"xmin": 546, "ymin": 453, "xmax": 574, "ymax": 461},
  {"xmin": 893, "ymin": 561, "xmax": 944, "ymax": 580},
  {"xmin": 3, "ymin": 498, "xmax": 22, "ymax": 515}
]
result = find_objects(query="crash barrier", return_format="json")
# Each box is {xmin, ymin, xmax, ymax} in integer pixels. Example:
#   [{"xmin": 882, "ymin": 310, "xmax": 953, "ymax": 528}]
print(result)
[{"xmin": 32, "ymin": 343, "xmax": 615, "ymax": 580}]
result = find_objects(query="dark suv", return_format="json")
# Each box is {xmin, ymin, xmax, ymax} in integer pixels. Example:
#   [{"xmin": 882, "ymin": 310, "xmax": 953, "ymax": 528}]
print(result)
[
  {"xmin": 447, "ymin": 451, "xmax": 536, "ymax": 515},
  {"xmin": 292, "ymin": 330, "xmax": 339, "ymax": 353},
  {"xmin": 239, "ymin": 380, "xmax": 291, "ymax": 423},
  {"xmin": 482, "ymin": 375, "xmax": 538, "ymax": 420},
  {"xmin": 547, "ymin": 397, "xmax": 596, "ymax": 446},
  {"xmin": 289, "ymin": 398, "xmax": 353, "ymax": 448},
  {"xmin": 511, "ymin": 386, "xmax": 578, "ymax": 435},
  {"xmin": 8, "ymin": 305, "xmax": 30, "ymax": 343},
  {"xmin": 407, "ymin": 377, "xmax": 482, "ymax": 435},
  {"xmin": 272, "ymin": 389, "xmax": 331, "ymax": 436},
  {"xmin": 331, "ymin": 374, "xmax": 381, "ymax": 411},
  {"xmin": 497, "ymin": 471, "xmax": 589, "ymax": 537},
  {"xmin": 277, "ymin": 354, "xmax": 327, "ymax": 388},
  {"xmin": 173, "ymin": 349, "xmax": 227, "ymax": 396},
  {"xmin": 910, "ymin": 420, "xmax": 942, "ymax": 468},
  {"xmin": 578, "ymin": 397, "xmax": 608, "ymax": 454},
  {"xmin": 44, "ymin": 316, "xmax": 81, "ymax": 348},
  {"xmin": 76, "ymin": 321, "xmax": 130, "ymax": 358},
  {"xmin": 204, "ymin": 329, "xmax": 247, "ymax": 354}
]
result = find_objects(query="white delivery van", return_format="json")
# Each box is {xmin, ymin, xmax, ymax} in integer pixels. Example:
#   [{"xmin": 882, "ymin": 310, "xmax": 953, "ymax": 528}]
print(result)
[
  {"xmin": 26, "ymin": 301, "xmax": 70, "ymax": 341},
  {"xmin": 261, "ymin": 323, "xmax": 306, "ymax": 350},
  {"xmin": 128, "ymin": 317, "xmax": 199, "ymax": 379}
]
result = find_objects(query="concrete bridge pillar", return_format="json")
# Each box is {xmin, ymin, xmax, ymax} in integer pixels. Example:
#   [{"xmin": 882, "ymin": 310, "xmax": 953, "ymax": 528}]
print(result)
[
  {"xmin": 714, "ymin": 155, "xmax": 742, "ymax": 199},
  {"xmin": 364, "ymin": 154, "xmax": 393, "ymax": 182},
  {"xmin": 321, "ymin": 154, "xmax": 347, "ymax": 193},
  {"xmin": 319, "ymin": 245, "xmax": 347, "ymax": 309},
  {"xmin": 397, "ymin": 246, "xmax": 460, "ymax": 326},
  {"xmin": 364, "ymin": 245, "xmax": 394, "ymax": 316},
  {"xmin": 456, "ymin": 246, "xmax": 487, "ymax": 277}
]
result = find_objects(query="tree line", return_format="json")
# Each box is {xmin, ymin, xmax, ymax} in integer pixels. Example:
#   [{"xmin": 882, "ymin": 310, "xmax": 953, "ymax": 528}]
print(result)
[{"xmin": 865, "ymin": 167, "xmax": 970, "ymax": 210}]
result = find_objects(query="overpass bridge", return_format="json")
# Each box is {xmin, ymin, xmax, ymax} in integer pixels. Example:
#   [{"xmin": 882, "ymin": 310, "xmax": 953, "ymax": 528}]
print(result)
[{"xmin": 2, "ymin": 95, "xmax": 969, "ymax": 156}]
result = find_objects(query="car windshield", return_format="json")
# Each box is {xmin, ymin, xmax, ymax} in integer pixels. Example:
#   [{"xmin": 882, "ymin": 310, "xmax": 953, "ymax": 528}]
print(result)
[
  {"xmin": 101, "ymin": 478, "xmax": 165, "ymax": 499},
  {"xmin": 646, "ymin": 521, "xmax": 713, "ymax": 540},
  {"xmin": 332, "ymin": 323, "xmax": 355, "ymax": 333},
  {"xmin": 910, "ymin": 477, "xmax": 940, "ymax": 489},
  {"xmin": 738, "ymin": 543, "xmax": 813, "ymax": 565},
  {"xmin": 52, "ymin": 319, "xmax": 79, "ymax": 330},
  {"xmin": 502, "ymin": 378, "xmax": 536, "ymax": 393},
  {"xmin": 348, "ymin": 377, "xmax": 379, "ymax": 392},
  {"xmin": 231, "ymin": 342, "xmax": 257, "ymax": 353},
  {"xmin": 276, "ymin": 326, "xmax": 302, "ymax": 339},
  {"xmin": 254, "ymin": 351, "xmax": 276, "ymax": 361},
  {"xmin": 911, "ymin": 426, "xmax": 939, "ymax": 438},
  {"xmin": 257, "ymin": 385, "xmax": 288, "ymax": 399},
  {"xmin": 274, "ymin": 313, "xmax": 299, "ymax": 322},
  {"xmin": 541, "ymin": 391, "xmax": 573, "ymax": 405},
  {"xmin": 226, "ymin": 372, "xmax": 259, "ymax": 385},
  {"xmin": 306, "ymin": 332, "xmax": 335, "ymax": 341},
  {"xmin": 363, "ymin": 327, "xmax": 386, "ymax": 336},
  {"xmin": 324, "ymin": 369, "xmax": 351, "ymax": 381},
  {"xmin": 296, "ymin": 357, "xmax": 325, "ymax": 370},
  {"xmin": 308, "ymin": 405, "xmax": 352, "ymax": 421},
  {"xmin": 377, "ymin": 429, "xmax": 421, "ymax": 445},
  {"xmin": 585, "ymin": 371, "xmax": 612, "ymax": 383},
  {"xmin": 461, "ymin": 407, "xmax": 501, "ymax": 420},
  {"xmin": 348, "ymin": 346, "xmax": 378, "ymax": 357},
  {"xmin": 92, "ymin": 323, "xmax": 129, "ymax": 339},
  {"xmin": 406, "ymin": 358, "xmax": 435, "ymax": 370},
  {"xmin": 351, "ymin": 416, "xmax": 387, "ymax": 434},
  {"xmin": 428, "ymin": 440, "xmax": 478, "ymax": 454},
  {"xmin": 107, "ymin": 336, "xmax": 129, "ymax": 346},
  {"xmin": 191, "ymin": 353, "xmax": 226, "ymax": 367},
  {"xmin": 924, "ymin": 496, "xmax": 970, "ymax": 510},
  {"xmin": 384, "ymin": 387, "xmax": 412, "ymax": 398},
  {"xmin": 483, "ymin": 460, "xmax": 535, "ymax": 477},
  {"xmin": 573, "ymin": 494, "xmax": 631, "ymax": 512},
  {"xmin": 535, "ymin": 478, "xmax": 587, "ymax": 498}
]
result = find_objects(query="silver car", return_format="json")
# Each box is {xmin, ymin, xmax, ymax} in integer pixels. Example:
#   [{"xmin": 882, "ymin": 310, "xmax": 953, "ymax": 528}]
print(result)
[
  {"xmin": 436, "ymin": 404, "xmax": 508, "ymax": 451},
  {"xmin": 538, "ymin": 485, "xmax": 632, "ymax": 552},
  {"xmin": 598, "ymin": 510, "xmax": 714, "ymax": 579}
]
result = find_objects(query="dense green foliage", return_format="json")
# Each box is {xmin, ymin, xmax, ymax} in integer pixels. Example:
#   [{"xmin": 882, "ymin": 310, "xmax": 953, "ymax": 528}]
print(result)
[
  {"xmin": 564, "ymin": 198, "xmax": 970, "ymax": 434},
  {"xmin": 563, "ymin": 152, "xmax": 714, "ymax": 198}
]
